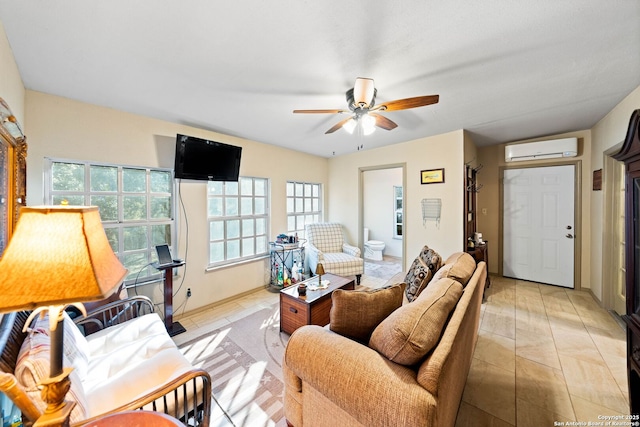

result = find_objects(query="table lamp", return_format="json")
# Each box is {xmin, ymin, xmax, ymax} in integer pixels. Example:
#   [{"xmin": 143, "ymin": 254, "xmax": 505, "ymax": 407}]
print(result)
[{"xmin": 0, "ymin": 206, "xmax": 127, "ymax": 427}]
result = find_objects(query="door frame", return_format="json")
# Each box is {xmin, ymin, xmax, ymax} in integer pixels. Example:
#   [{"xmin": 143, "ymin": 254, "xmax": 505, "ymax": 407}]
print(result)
[
  {"xmin": 498, "ymin": 160, "xmax": 582, "ymax": 290},
  {"xmin": 358, "ymin": 163, "xmax": 407, "ymax": 269}
]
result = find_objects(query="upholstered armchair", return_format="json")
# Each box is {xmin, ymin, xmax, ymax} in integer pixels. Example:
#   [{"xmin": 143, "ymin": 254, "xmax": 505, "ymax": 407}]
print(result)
[{"xmin": 305, "ymin": 223, "xmax": 364, "ymax": 285}]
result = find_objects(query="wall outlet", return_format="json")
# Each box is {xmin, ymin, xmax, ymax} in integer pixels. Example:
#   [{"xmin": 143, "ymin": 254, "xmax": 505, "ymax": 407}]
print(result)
[{"xmin": 187, "ymin": 288, "xmax": 192, "ymax": 298}]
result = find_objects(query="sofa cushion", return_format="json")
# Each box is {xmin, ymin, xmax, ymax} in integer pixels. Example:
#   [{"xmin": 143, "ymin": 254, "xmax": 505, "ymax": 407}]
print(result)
[
  {"xmin": 433, "ymin": 252, "xmax": 476, "ymax": 286},
  {"xmin": 16, "ymin": 315, "xmax": 89, "ymax": 423},
  {"xmin": 404, "ymin": 246, "xmax": 442, "ymax": 302},
  {"xmin": 369, "ymin": 278, "xmax": 463, "ymax": 365},
  {"xmin": 330, "ymin": 283, "xmax": 405, "ymax": 343}
]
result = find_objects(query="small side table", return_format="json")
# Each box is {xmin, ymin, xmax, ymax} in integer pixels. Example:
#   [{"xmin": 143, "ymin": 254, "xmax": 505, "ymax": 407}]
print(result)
[
  {"xmin": 152, "ymin": 260, "xmax": 186, "ymax": 337},
  {"xmin": 279, "ymin": 273, "xmax": 355, "ymax": 335}
]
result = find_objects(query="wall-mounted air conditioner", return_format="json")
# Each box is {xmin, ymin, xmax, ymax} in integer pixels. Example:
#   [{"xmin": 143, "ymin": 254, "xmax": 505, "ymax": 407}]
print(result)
[{"xmin": 504, "ymin": 137, "xmax": 578, "ymax": 162}]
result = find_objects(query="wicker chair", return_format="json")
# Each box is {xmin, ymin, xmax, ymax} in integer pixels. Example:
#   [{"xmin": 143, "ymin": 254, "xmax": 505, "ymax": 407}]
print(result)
[{"xmin": 305, "ymin": 223, "xmax": 364, "ymax": 285}]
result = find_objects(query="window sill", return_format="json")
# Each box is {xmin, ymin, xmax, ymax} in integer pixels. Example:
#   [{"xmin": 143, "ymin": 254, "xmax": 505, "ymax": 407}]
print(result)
[{"xmin": 206, "ymin": 254, "xmax": 269, "ymax": 273}]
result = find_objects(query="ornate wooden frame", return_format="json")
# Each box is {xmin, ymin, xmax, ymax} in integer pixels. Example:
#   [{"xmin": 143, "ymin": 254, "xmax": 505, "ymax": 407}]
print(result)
[{"xmin": 0, "ymin": 97, "xmax": 27, "ymax": 256}]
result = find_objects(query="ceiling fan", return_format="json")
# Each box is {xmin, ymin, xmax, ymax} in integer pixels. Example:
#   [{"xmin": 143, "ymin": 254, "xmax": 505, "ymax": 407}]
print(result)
[{"xmin": 293, "ymin": 77, "xmax": 439, "ymax": 135}]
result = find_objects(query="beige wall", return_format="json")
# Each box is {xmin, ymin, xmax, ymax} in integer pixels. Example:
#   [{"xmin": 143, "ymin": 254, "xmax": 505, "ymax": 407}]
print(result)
[
  {"xmin": 24, "ymin": 90, "xmax": 329, "ymax": 314},
  {"xmin": 0, "ymin": 21, "xmax": 25, "ymax": 125},
  {"xmin": 590, "ymin": 85, "xmax": 640, "ymax": 303},
  {"xmin": 477, "ymin": 130, "xmax": 592, "ymax": 288},
  {"xmin": 328, "ymin": 130, "xmax": 466, "ymax": 270}
]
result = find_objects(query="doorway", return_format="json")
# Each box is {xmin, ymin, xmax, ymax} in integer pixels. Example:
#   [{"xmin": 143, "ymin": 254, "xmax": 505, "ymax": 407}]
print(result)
[
  {"xmin": 360, "ymin": 165, "xmax": 405, "ymax": 281},
  {"xmin": 503, "ymin": 165, "xmax": 576, "ymax": 288}
]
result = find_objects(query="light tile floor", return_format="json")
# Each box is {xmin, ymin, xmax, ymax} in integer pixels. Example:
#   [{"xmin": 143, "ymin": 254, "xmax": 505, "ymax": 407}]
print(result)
[{"xmin": 173, "ymin": 273, "xmax": 629, "ymax": 426}]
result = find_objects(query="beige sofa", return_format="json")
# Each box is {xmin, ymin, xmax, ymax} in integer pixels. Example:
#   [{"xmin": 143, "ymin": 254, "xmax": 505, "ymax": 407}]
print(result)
[{"xmin": 283, "ymin": 252, "xmax": 486, "ymax": 427}]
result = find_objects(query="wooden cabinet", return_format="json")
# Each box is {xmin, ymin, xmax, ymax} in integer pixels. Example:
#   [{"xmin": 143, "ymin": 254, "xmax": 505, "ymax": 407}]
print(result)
[
  {"xmin": 464, "ymin": 164, "xmax": 483, "ymax": 246},
  {"xmin": 612, "ymin": 108, "xmax": 640, "ymax": 414}
]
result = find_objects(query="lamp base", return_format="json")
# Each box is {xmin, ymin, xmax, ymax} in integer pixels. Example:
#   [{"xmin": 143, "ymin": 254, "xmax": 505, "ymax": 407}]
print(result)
[
  {"xmin": 166, "ymin": 321, "xmax": 186, "ymax": 337},
  {"xmin": 34, "ymin": 367, "xmax": 75, "ymax": 427}
]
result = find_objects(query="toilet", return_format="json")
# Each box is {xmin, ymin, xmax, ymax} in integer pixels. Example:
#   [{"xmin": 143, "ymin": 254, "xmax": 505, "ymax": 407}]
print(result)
[{"xmin": 364, "ymin": 228, "xmax": 386, "ymax": 261}]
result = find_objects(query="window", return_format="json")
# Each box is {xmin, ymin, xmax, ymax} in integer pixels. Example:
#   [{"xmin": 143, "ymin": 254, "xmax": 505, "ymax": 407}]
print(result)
[
  {"xmin": 394, "ymin": 186, "xmax": 403, "ymax": 238},
  {"xmin": 207, "ymin": 177, "xmax": 269, "ymax": 266},
  {"xmin": 286, "ymin": 181, "xmax": 322, "ymax": 235},
  {"xmin": 45, "ymin": 159, "xmax": 175, "ymax": 284}
]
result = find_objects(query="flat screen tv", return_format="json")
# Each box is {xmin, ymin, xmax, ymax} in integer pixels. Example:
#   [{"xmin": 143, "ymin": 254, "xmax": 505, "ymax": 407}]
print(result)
[{"xmin": 174, "ymin": 134, "xmax": 242, "ymax": 181}]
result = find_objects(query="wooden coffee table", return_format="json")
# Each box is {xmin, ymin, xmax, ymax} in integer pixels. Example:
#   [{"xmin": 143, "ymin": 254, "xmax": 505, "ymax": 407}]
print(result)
[{"xmin": 279, "ymin": 273, "xmax": 355, "ymax": 335}]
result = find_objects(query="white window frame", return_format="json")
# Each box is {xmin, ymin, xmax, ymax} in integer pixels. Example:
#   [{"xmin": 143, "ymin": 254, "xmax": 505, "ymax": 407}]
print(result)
[
  {"xmin": 207, "ymin": 177, "xmax": 270, "ymax": 268},
  {"xmin": 286, "ymin": 181, "xmax": 322, "ymax": 235},
  {"xmin": 44, "ymin": 158, "xmax": 176, "ymax": 286}
]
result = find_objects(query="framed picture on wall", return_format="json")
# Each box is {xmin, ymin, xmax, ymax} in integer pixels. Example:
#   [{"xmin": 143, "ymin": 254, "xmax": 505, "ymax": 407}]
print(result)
[{"xmin": 420, "ymin": 168, "xmax": 445, "ymax": 184}]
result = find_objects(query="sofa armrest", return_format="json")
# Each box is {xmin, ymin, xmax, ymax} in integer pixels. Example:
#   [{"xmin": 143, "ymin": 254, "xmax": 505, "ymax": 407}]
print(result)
[
  {"xmin": 73, "ymin": 296, "xmax": 155, "ymax": 335},
  {"xmin": 76, "ymin": 368, "xmax": 211, "ymax": 427},
  {"xmin": 283, "ymin": 325, "xmax": 436, "ymax": 426},
  {"xmin": 342, "ymin": 243, "xmax": 361, "ymax": 257}
]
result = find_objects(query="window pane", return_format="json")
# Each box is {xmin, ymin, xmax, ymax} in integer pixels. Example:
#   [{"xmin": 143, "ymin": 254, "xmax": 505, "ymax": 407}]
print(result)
[
  {"xmin": 242, "ymin": 238, "xmax": 254, "ymax": 257},
  {"xmin": 53, "ymin": 195, "xmax": 84, "ymax": 206},
  {"xmin": 256, "ymin": 235, "xmax": 267, "ymax": 253},
  {"xmin": 304, "ymin": 198, "xmax": 311, "ymax": 212},
  {"xmin": 240, "ymin": 177, "xmax": 253, "ymax": 196},
  {"xmin": 286, "ymin": 197, "xmax": 294, "ymax": 214},
  {"xmin": 151, "ymin": 196, "xmax": 171, "ymax": 219},
  {"xmin": 242, "ymin": 219, "xmax": 254, "ymax": 237},
  {"xmin": 225, "ymin": 197, "xmax": 238, "ymax": 216},
  {"xmin": 151, "ymin": 225, "xmax": 171, "ymax": 246},
  {"xmin": 312, "ymin": 184, "xmax": 319, "ymax": 197},
  {"xmin": 297, "ymin": 215, "xmax": 305, "ymax": 230},
  {"xmin": 52, "ymin": 162, "xmax": 84, "ymax": 191},
  {"xmin": 227, "ymin": 219, "xmax": 240, "ymax": 239},
  {"xmin": 208, "ymin": 197, "xmax": 223, "ymax": 216},
  {"xmin": 104, "ymin": 227, "xmax": 119, "ymax": 252},
  {"xmin": 255, "ymin": 197, "xmax": 265, "ymax": 215},
  {"xmin": 295, "ymin": 198, "xmax": 303, "ymax": 213},
  {"xmin": 286, "ymin": 182, "xmax": 294, "ymax": 197},
  {"xmin": 210, "ymin": 242, "xmax": 224, "ymax": 263},
  {"xmin": 123, "ymin": 168, "xmax": 146, "ymax": 192},
  {"xmin": 241, "ymin": 197, "xmax": 253, "ymax": 215},
  {"xmin": 91, "ymin": 195, "xmax": 118, "ymax": 221},
  {"xmin": 287, "ymin": 216, "xmax": 296, "ymax": 231},
  {"xmin": 304, "ymin": 184, "xmax": 311, "ymax": 196},
  {"xmin": 123, "ymin": 226, "xmax": 147, "ymax": 251},
  {"xmin": 227, "ymin": 240, "xmax": 240, "ymax": 259},
  {"xmin": 123, "ymin": 195, "xmax": 147, "ymax": 220},
  {"xmin": 313, "ymin": 198, "xmax": 319, "ymax": 211},
  {"xmin": 295, "ymin": 183, "xmax": 303, "ymax": 197},
  {"xmin": 256, "ymin": 218, "xmax": 265, "ymax": 235},
  {"xmin": 226, "ymin": 181, "xmax": 238, "ymax": 195},
  {"xmin": 150, "ymin": 170, "xmax": 171, "ymax": 193},
  {"xmin": 90, "ymin": 165, "xmax": 117, "ymax": 192},
  {"xmin": 123, "ymin": 252, "xmax": 149, "ymax": 281},
  {"xmin": 210, "ymin": 221, "xmax": 224, "ymax": 240},
  {"xmin": 255, "ymin": 179, "xmax": 266, "ymax": 196},
  {"xmin": 208, "ymin": 181, "xmax": 223, "ymax": 195}
]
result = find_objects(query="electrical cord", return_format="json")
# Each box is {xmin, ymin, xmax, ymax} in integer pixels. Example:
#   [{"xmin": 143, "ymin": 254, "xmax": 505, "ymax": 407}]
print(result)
[{"xmin": 131, "ymin": 262, "xmax": 153, "ymax": 296}]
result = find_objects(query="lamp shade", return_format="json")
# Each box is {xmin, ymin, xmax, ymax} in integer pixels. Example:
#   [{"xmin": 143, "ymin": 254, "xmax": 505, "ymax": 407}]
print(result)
[
  {"xmin": 315, "ymin": 263, "xmax": 325, "ymax": 276},
  {"xmin": 354, "ymin": 78, "xmax": 375, "ymax": 107},
  {"xmin": 0, "ymin": 206, "xmax": 127, "ymax": 313}
]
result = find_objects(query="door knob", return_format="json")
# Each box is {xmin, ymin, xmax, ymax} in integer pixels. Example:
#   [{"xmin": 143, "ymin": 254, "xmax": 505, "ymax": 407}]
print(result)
[
  {"xmin": 566, "ymin": 234, "xmax": 574, "ymax": 239},
  {"xmin": 566, "ymin": 225, "xmax": 572, "ymax": 230}
]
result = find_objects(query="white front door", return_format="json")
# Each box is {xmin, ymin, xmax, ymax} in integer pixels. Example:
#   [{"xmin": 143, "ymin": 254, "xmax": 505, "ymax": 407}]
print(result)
[{"xmin": 503, "ymin": 165, "xmax": 575, "ymax": 288}]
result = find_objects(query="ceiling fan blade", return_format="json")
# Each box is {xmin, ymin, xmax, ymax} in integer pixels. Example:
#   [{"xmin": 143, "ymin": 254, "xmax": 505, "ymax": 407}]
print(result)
[
  {"xmin": 293, "ymin": 109, "xmax": 347, "ymax": 114},
  {"xmin": 370, "ymin": 113, "xmax": 398, "ymax": 131},
  {"xmin": 377, "ymin": 95, "xmax": 439, "ymax": 112},
  {"xmin": 325, "ymin": 117, "xmax": 354, "ymax": 134}
]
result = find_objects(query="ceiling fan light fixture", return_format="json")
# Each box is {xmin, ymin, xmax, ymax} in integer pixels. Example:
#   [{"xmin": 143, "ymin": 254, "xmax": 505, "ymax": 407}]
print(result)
[
  {"xmin": 361, "ymin": 114, "xmax": 376, "ymax": 135},
  {"xmin": 343, "ymin": 118, "xmax": 357, "ymax": 134},
  {"xmin": 354, "ymin": 78, "xmax": 375, "ymax": 107}
]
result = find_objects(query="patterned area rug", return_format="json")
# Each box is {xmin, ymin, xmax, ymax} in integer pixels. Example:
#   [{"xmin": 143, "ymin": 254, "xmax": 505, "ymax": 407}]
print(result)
[
  {"xmin": 178, "ymin": 305, "xmax": 287, "ymax": 427},
  {"xmin": 177, "ymin": 274, "xmax": 393, "ymax": 426}
]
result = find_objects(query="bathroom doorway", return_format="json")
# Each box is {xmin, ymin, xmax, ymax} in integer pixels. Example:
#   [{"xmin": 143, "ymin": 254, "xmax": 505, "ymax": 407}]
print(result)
[{"xmin": 360, "ymin": 165, "xmax": 405, "ymax": 282}]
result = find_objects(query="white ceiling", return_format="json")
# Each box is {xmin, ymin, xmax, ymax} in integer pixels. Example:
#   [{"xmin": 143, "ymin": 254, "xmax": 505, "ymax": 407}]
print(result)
[{"xmin": 1, "ymin": 1, "xmax": 639, "ymax": 157}]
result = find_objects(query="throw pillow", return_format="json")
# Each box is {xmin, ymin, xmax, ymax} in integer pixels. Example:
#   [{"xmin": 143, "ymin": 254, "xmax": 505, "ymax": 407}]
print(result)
[
  {"xmin": 369, "ymin": 278, "xmax": 463, "ymax": 366},
  {"xmin": 433, "ymin": 252, "xmax": 476, "ymax": 286},
  {"xmin": 330, "ymin": 283, "xmax": 406, "ymax": 343},
  {"xmin": 404, "ymin": 246, "xmax": 442, "ymax": 302}
]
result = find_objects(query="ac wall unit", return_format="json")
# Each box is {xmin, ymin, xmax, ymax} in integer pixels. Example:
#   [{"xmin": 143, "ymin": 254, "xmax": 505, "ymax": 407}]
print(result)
[{"xmin": 504, "ymin": 137, "xmax": 578, "ymax": 162}]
